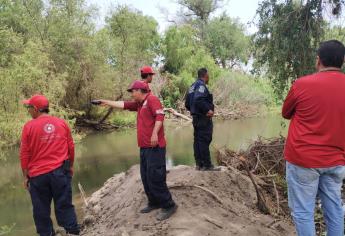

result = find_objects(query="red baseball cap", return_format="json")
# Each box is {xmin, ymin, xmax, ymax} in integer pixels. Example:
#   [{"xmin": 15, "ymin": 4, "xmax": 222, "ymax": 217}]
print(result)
[
  {"xmin": 127, "ymin": 80, "xmax": 149, "ymax": 92},
  {"xmin": 22, "ymin": 94, "xmax": 49, "ymax": 110},
  {"xmin": 140, "ymin": 66, "xmax": 155, "ymax": 75}
]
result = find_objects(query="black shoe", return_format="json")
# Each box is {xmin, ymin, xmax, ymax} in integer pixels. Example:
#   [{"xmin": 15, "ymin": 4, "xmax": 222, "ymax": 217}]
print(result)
[
  {"xmin": 202, "ymin": 166, "xmax": 221, "ymax": 171},
  {"xmin": 156, "ymin": 204, "xmax": 178, "ymax": 221},
  {"xmin": 195, "ymin": 165, "xmax": 202, "ymax": 171},
  {"xmin": 140, "ymin": 205, "xmax": 160, "ymax": 213}
]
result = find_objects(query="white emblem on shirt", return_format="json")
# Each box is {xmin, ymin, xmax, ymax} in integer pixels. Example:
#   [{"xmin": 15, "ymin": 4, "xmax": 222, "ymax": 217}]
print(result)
[
  {"xmin": 156, "ymin": 109, "xmax": 165, "ymax": 115},
  {"xmin": 198, "ymin": 86, "xmax": 205, "ymax": 93},
  {"xmin": 43, "ymin": 123, "xmax": 55, "ymax": 134}
]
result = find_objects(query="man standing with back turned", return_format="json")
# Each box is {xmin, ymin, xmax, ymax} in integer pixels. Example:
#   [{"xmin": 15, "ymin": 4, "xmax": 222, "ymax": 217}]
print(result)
[
  {"xmin": 186, "ymin": 68, "xmax": 219, "ymax": 171},
  {"xmin": 20, "ymin": 94, "xmax": 80, "ymax": 236},
  {"xmin": 282, "ymin": 40, "xmax": 345, "ymax": 236}
]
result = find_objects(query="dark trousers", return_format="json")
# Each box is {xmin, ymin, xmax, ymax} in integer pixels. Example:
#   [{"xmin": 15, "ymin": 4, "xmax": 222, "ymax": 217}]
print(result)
[
  {"xmin": 192, "ymin": 115, "xmax": 213, "ymax": 168},
  {"xmin": 140, "ymin": 147, "xmax": 175, "ymax": 209},
  {"xmin": 28, "ymin": 166, "xmax": 80, "ymax": 236}
]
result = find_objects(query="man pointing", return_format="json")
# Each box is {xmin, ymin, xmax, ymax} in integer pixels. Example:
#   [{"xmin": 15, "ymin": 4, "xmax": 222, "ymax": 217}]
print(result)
[{"xmin": 97, "ymin": 80, "xmax": 177, "ymax": 221}]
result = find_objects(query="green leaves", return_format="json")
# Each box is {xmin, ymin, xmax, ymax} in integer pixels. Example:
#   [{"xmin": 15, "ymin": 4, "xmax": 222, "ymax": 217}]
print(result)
[
  {"xmin": 253, "ymin": 0, "xmax": 325, "ymax": 98},
  {"xmin": 205, "ymin": 14, "xmax": 250, "ymax": 68},
  {"xmin": 106, "ymin": 5, "xmax": 159, "ymax": 94},
  {"xmin": 0, "ymin": 223, "xmax": 15, "ymax": 235},
  {"xmin": 162, "ymin": 25, "xmax": 200, "ymax": 74}
]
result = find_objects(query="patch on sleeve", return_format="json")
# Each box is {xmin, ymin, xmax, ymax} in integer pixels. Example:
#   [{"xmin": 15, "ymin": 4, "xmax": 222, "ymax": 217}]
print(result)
[
  {"xmin": 156, "ymin": 109, "xmax": 165, "ymax": 115},
  {"xmin": 198, "ymin": 86, "xmax": 205, "ymax": 93},
  {"xmin": 188, "ymin": 85, "xmax": 195, "ymax": 93}
]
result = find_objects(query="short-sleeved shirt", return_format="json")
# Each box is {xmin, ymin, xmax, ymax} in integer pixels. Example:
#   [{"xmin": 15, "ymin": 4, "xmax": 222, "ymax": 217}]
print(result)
[
  {"xmin": 282, "ymin": 71, "xmax": 345, "ymax": 168},
  {"xmin": 20, "ymin": 115, "xmax": 75, "ymax": 177},
  {"xmin": 124, "ymin": 94, "xmax": 166, "ymax": 148},
  {"xmin": 187, "ymin": 79, "xmax": 214, "ymax": 116}
]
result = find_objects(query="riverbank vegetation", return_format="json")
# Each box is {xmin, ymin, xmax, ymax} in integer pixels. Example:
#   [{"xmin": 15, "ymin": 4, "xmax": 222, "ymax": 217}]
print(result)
[{"xmin": 0, "ymin": 0, "xmax": 344, "ymax": 150}]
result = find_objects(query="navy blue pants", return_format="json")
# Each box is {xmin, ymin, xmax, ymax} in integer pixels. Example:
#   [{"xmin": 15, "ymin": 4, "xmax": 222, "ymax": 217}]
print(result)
[
  {"xmin": 28, "ymin": 166, "xmax": 80, "ymax": 236},
  {"xmin": 140, "ymin": 147, "xmax": 175, "ymax": 209},
  {"xmin": 192, "ymin": 115, "xmax": 213, "ymax": 168}
]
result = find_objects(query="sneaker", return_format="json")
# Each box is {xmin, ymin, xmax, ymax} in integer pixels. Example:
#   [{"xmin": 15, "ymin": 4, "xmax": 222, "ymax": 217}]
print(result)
[
  {"xmin": 202, "ymin": 166, "xmax": 221, "ymax": 171},
  {"xmin": 156, "ymin": 204, "xmax": 178, "ymax": 221},
  {"xmin": 140, "ymin": 205, "xmax": 160, "ymax": 213}
]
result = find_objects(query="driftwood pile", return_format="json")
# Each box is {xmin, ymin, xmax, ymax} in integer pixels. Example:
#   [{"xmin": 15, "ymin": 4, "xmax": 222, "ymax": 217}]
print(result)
[
  {"xmin": 216, "ymin": 136, "xmax": 331, "ymax": 236},
  {"xmin": 216, "ymin": 136, "xmax": 288, "ymax": 217}
]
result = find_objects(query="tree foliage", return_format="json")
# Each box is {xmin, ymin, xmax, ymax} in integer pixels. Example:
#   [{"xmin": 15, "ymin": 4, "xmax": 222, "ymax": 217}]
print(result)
[
  {"xmin": 253, "ymin": 0, "xmax": 345, "ymax": 97},
  {"xmin": 106, "ymin": 6, "xmax": 159, "ymax": 95},
  {"xmin": 177, "ymin": 0, "xmax": 224, "ymax": 22},
  {"xmin": 0, "ymin": 0, "xmax": 278, "ymax": 149},
  {"xmin": 162, "ymin": 25, "xmax": 201, "ymax": 74},
  {"xmin": 0, "ymin": 1, "xmax": 160, "ymax": 147},
  {"xmin": 205, "ymin": 14, "xmax": 250, "ymax": 68}
]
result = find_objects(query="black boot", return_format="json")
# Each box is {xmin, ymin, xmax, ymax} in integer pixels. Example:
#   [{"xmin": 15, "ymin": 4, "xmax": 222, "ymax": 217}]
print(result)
[
  {"xmin": 156, "ymin": 204, "xmax": 178, "ymax": 221},
  {"xmin": 195, "ymin": 165, "xmax": 202, "ymax": 171},
  {"xmin": 202, "ymin": 165, "xmax": 221, "ymax": 171},
  {"xmin": 140, "ymin": 205, "xmax": 159, "ymax": 213}
]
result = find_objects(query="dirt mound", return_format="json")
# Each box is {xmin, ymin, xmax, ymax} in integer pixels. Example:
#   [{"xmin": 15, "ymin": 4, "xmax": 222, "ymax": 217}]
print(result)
[{"xmin": 81, "ymin": 165, "xmax": 295, "ymax": 236}]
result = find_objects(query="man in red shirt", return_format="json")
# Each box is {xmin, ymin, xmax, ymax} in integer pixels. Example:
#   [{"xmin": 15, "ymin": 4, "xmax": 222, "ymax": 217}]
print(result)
[
  {"xmin": 20, "ymin": 95, "xmax": 80, "ymax": 236},
  {"xmin": 98, "ymin": 80, "xmax": 177, "ymax": 221},
  {"xmin": 282, "ymin": 40, "xmax": 345, "ymax": 236},
  {"xmin": 140, "ymin": 66, "xmax": 155, "ymax": 84}
]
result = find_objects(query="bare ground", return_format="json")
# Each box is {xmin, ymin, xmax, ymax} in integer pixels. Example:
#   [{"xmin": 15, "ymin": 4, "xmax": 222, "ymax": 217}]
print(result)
[{"xmin": 81, "ymin": 165, "xmax": 295, "ymax": 236}]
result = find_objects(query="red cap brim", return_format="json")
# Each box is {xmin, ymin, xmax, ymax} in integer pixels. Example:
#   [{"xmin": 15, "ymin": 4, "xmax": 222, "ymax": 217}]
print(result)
[{"xmin": 22, "ymin": 99, "xmax": 31, "ymax": 105}]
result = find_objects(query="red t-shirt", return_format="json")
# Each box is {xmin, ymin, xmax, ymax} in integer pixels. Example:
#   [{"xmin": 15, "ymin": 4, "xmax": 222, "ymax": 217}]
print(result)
[
  {"xmin": 124, "ymin": 94, "xmax": 166, "ymax": 148},
  {"xmin": 282, "ymin": 71, "xmax": 345, "ymax": 168},
  {"xmin": 20, "ymin": 115, "xmax": 75, "ymax": 177}
]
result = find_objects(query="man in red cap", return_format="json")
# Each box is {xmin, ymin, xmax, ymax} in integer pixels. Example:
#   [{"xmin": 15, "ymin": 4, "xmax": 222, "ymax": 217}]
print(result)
[
  {"xmin": 140, "ymin": 66, "xmax": 155, "ymax": 85},
  {"xmin": 20, "ymin": 94, "xmax": 80, "ymax": 236},
  {"xmin": 97, "ymin": 80, "xmax": 177, "ymax": 221}
]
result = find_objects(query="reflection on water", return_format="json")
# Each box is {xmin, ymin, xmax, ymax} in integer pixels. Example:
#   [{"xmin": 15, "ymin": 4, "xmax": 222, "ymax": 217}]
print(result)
[{"xmin": 0, "ymin": 115, "xmax": 287, "ymax": 235}]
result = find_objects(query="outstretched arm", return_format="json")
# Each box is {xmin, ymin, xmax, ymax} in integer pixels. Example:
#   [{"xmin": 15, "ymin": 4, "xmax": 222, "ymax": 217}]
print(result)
[
  {"xmin": 98, "ymin": 99, "xmax": 139, "ymax": 111},
  {"xmin": 99, "ymin": 100, "xmax": 125, "ymax": 109}
]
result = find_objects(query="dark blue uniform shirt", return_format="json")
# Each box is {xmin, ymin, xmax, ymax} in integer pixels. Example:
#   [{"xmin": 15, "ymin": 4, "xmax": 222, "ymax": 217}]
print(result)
[{"xmin": 186, "ymin": 79, "xmax": 214, "ymax": 116}]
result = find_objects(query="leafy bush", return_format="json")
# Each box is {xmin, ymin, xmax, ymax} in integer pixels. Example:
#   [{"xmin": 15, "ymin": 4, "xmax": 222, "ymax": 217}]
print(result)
[
  {"xmin": 212, "ymin": 71, "xmax": 277, "ymax": 110},
  {"xmin": 161, "ymin": 49, "xmax": 221, "ymax": 108}
]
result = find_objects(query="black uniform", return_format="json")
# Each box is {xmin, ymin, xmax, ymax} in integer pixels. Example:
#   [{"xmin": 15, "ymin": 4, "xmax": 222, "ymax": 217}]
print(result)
[{"xmin": 185, "ymin": 79, "xmax": 214, "ymax": 168}]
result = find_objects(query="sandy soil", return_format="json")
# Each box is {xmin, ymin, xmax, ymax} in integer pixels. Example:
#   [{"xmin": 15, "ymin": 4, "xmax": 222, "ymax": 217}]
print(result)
[{"xmin": 81, "ymin": 165, "xmax": 295, "ymax": 236}]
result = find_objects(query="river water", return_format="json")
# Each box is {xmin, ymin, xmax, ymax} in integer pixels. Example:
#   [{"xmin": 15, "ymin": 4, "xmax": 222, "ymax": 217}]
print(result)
[{"xmin": 0, "ymin": 115, "xmax": 287, "ymax": 235}]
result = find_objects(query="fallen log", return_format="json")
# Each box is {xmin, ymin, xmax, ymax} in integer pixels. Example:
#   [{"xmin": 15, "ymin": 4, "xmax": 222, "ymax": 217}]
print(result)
[{"xmin": 164, "ymin": 108, "xmax": 192, "ymax": 121}]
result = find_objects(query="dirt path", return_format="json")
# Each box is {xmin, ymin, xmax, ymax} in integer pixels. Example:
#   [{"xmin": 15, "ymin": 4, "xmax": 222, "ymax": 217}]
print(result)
[{"xmin": 81, "ymin": 165, "xmax": 295, "ymax": 236}]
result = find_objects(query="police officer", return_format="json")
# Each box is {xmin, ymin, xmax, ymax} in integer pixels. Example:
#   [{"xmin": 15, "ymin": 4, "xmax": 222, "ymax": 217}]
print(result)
[{"xmin": 186, "ymin": 68, "xmax": 219, "ymax": 171}]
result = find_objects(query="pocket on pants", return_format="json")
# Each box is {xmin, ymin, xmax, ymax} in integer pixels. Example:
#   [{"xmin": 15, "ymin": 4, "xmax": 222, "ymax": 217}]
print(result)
[
  {"xmin": 328, "ymin": 166, "xmax": 345, "ymax": 184},
  {"xmin": 288, "ymin": 162, "xmax": 319, "ymax": 185},
  {"xmin": 52, "ymin": 168, "xmax": 68, "ymax": 188},
  {"xmin": 150, "ymin": 165, "xmax": 166, "ymax": 183}
]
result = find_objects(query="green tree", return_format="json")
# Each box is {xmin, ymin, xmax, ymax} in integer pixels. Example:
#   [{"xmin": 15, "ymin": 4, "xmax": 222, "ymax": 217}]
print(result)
[
  {"xmin": 253, "ymin": 0, "xmax": 344, "ymax": 97},
  {"xmin": 162, "ymin": 25, "xmax": 201, "ymax": 74},
  {"xmin": 177, "ymin": 0, "xmax": 225, "ymax": 40},
  {"xmin": 177, "ymin": 0, "xmax": 224, "ymax": 22},
  {"xmin": 205, "ymin": 14, "xmax": 250, "ymax": 68},
  {"xmin": 106, "ymin": 5, "xmax": 160, "ymax": 96}
]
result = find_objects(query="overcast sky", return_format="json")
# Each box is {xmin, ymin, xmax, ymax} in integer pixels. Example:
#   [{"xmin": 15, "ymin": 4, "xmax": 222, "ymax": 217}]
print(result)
[{"xmin": 87, "ymin": 0, "xmax": 261, "ymax": 33}]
